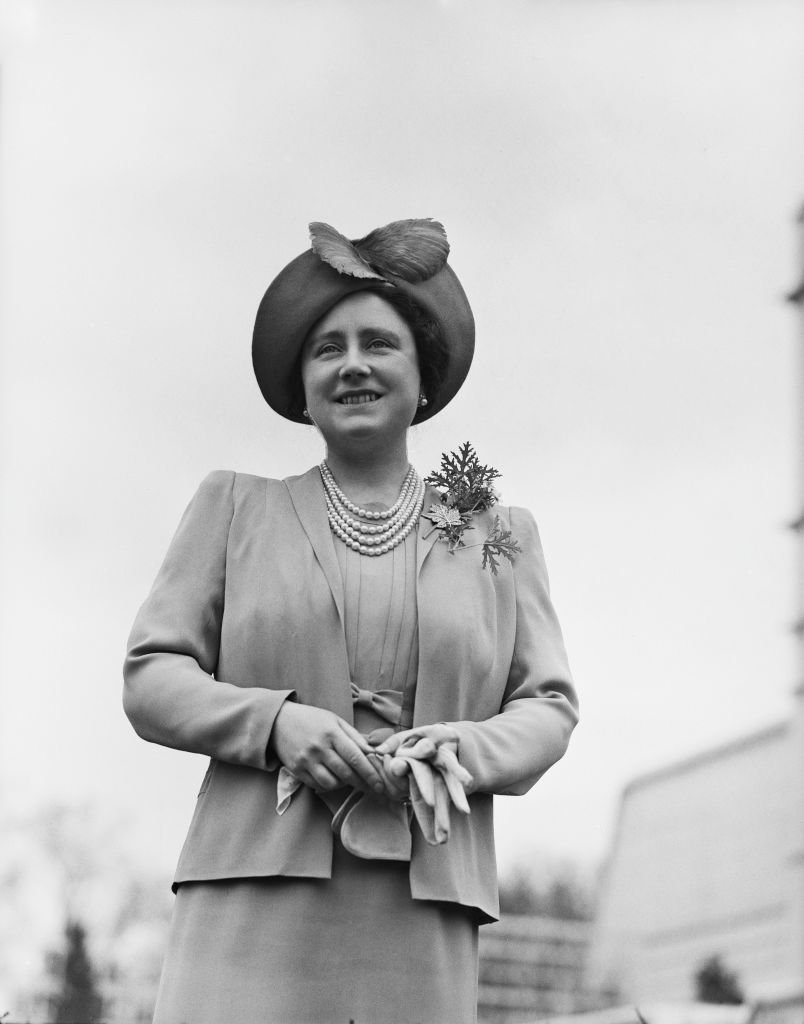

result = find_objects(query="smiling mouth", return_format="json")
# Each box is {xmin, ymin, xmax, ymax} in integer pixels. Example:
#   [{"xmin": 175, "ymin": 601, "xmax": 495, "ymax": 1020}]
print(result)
[{"xmin": 338, "ymin": 392, "xmax": 380, "ymax": 405}]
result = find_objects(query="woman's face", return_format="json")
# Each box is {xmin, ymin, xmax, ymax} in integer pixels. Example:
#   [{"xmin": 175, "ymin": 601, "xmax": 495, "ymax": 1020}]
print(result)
[{"xmin": 301, "ymin": 292, "xmax": 421, "ymax": 451}]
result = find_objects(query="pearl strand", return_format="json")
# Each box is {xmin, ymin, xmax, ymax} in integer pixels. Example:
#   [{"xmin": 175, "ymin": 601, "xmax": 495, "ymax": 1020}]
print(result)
[
  {"xmin": 320, "ymin": 461, "xmax": 416, "ymax": 521},
  {"xmin": 319, "ymin": 462, "xmax": 424, "ymax": 556},
  {"xmin": 323, "ymin": 469, "xmax": 420, "ymax": 537},
  {"xmin": 324, "ymin": 481, "xmax": 423, "ymax": 548},
  {"xmin": 322, "ymin": 469, "xmax": 423, "ymax": 550},
  {"xmin": 326, "ymin": 491, "xmax": 424, "ymax": 555}
]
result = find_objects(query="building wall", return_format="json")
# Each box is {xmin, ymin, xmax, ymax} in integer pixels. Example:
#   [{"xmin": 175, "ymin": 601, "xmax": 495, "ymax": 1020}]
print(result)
[{"xmin": 587, "ymin": 723, "xmax": 798, "ymax": 1002}]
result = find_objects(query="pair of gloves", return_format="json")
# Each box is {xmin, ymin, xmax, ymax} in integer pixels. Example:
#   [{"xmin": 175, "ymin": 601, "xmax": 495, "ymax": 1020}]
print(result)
[
  {"xmin": 368, "ymin": 737, "xmax": 472, "ymax": 844},
  {"xmin": 276, "ymin": 728, "xmax": 474, "ymax": 860}
]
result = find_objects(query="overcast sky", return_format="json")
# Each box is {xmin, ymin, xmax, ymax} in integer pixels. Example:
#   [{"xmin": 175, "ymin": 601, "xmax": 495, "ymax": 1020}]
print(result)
[{"xmin": 2, "ymin": 0, "xmax": 804, "ymax": 890}]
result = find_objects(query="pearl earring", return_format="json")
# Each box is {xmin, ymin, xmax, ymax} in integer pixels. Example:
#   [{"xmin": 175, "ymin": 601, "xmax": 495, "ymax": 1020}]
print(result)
[
  {"xmin": 303, "ymin": 409, "xmax": 311, "ymax": 420},
  {"xmin": 418, "ymin": 394, "xmax": 428, "ymax": 408}
]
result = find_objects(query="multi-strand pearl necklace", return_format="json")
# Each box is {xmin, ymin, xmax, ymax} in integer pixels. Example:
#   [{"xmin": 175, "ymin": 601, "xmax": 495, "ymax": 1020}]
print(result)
[{"xmin": 319, "ymin": 461, "xmax": 425, "ymax": 556}]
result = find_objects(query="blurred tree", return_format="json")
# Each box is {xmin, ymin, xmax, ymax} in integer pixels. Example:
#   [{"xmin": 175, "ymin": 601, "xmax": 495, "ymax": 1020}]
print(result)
[
  {"xmin": 498, "ymin": 861, "xmax": 593, "ymax": 919},
  {"xmin": 46, "ymin": 918, "xmax": 105, "ymax": 1023},
  {"xmin": 694, "ymin": 954, "xmax": 744, "ymax": 1005},
  {"xmin": 1, "ymin": 803, "xmax": 171, "ymax": 1021}
]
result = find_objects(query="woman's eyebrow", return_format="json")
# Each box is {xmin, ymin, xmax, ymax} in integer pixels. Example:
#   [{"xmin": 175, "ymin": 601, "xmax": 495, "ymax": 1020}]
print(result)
[
  {"xmin": 308, "ymin": 326, "xmax": 402, "ymax": 345},
  {"xmin": 310, "ymin": 328, "xmax": 345, "ymax": 342},
  {"xmin": 357, "ymin": 327, "xmax": 401, "ymax": 341}
]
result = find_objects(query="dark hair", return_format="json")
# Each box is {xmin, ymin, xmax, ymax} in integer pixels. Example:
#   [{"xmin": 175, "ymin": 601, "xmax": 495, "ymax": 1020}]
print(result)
[
  {"xmin": 291, "ymin": 285, "xmax": 450, "ymax": 423},
  {"xmin": 365, "ymin": 285, "xmax": 449, "ymax": 419}
]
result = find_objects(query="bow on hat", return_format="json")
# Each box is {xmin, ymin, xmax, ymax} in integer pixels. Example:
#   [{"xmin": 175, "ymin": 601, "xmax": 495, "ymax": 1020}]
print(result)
[{"xmin": 308, "ymin": 218, "xmax": 450, "ymax": 283}]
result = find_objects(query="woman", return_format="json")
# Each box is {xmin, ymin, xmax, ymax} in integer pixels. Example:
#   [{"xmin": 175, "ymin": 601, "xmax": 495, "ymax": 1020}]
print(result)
[{"xmin": 124, "ymin": 218, "xmax": 578, "ymax": 1024}]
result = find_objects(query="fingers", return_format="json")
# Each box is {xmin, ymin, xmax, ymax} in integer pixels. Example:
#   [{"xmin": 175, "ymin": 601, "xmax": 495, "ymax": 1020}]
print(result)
[
  {"xmin": 299, "ymin": 763, "xmax": 342, "ymax": 793},
  {"xmin": 379, "ymin": 754, "xmax": 410, "ymax": 802},
  {"xmin": 365, "ymin": 726, "xmax": 395, "ymax": 747},
  {"xmin": 433, "ymin": 747, "xmax": 473, "ymax": 788},
  {"xmin": 373, "ymin": 731, "xmax": 407, "ymax": 756},
  {"xmin": 273, "ymin": 704, "xmax": 378, "ymax": 792},
  {"xmin": 375, "ymin": 723, "xmax": 459, "ymax": 756},
  {"xmin": 378, "ymin": 732, "xmax": 437, "ymax": 762},
  {"xmin": 337, "ymin": 719, "xmax": 374, "ymax": 753},
  {"xmin": 331, "ymin": 721, "xmax": 385, "ymax": 794},
  {"xmin": 283, "ymin": 712, "xmax": 385, "ymax": 794},
  {"xmin": 387, "ymin": 756, "xmax": 411, "ymax": 779},
  {"xmin": 374, "ymin": 727, "xmax": 430, "ymax": 756},
  {"xmin": 398, "ymin": 737, "xmax": 438, "ymax": 761}
]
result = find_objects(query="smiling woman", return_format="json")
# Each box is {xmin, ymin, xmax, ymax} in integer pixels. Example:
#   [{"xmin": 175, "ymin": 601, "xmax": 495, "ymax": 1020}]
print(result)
[
  {"xmin": 123, "ymin": 218, "xmax": 578, "ymax": 1024},
  {"xmin": 294, "ymin": 284, "xmax": 452, "ymax": 424},
  {"xmin": 300, "ymin": 291, "xmax": 423, "ymax": 461}
]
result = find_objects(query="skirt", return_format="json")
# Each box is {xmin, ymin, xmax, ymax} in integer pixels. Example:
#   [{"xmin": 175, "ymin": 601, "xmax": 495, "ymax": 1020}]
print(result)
[{"xmin": 152, "ymin": 839, "xmax": 479, "ymax": 1024}]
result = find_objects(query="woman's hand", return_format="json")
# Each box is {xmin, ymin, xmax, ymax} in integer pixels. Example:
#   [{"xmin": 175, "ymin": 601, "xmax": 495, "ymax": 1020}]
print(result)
[
  {"xmin": 271, "ymin": 703, "xmax": 386, "ymax": 795},
  {"xmin": 367, "ymin": 753, "xmax": 410, "ymax": 803},
  {"xmin": 374, "ymin": 724, "xmax": 474, "ymax": 805},
  {"xmin": 373, "ymin": 724, "xmax": 474, "ymax": 845},
  {"xmin": 375, "ymin": 723, "xmax": 461, "ymax": 766}
]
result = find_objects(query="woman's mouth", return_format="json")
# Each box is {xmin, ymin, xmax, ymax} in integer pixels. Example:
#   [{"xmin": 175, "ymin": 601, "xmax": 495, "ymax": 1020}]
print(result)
[{"xmin": 338, "ymin": 392, "xmax": 380, "ymax": 405}]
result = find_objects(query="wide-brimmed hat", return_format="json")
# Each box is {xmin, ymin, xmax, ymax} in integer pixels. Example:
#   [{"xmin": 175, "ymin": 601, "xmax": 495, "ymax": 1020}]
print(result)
[{"xmin": 252, "ymin": 219, "xmax": 475, "ymax": 424}]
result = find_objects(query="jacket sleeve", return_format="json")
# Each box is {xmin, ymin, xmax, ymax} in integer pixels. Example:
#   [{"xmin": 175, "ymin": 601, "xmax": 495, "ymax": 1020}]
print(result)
[
  {"xmin": 123, "ymin": 470, "xmax": 295, "ymax": 770},
  {"xmin": 447, "ymin": 507, "xmax": 579, "ymax": 796}
]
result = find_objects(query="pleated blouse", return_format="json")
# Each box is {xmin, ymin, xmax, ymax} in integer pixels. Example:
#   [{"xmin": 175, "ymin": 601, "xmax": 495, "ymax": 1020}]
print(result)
[{"xmin": 334, "ymin": 532, "xmax": 419, "ymax": 737}]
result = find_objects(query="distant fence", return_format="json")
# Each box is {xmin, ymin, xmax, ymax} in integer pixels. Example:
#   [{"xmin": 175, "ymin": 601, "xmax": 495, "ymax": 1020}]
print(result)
[{"xmin": 478, "ymin": 913, "xmax": 604, "ymax": 1023}]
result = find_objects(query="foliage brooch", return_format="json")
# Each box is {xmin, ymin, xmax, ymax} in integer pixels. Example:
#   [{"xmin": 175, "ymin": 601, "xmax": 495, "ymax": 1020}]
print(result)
[{"xmin": 422, "ymin": 442, "xmax": 522, "ymax": 575}]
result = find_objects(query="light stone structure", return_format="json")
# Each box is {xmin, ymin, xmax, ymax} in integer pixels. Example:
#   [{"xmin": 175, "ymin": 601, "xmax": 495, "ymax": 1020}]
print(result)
[
  {"xmin": 587, "ymin": 209, "xmax": 804, "ymax": 1006},
  {"xmin": 586, "ymin": 721, "xmax": 800, "ymax": 1001}
]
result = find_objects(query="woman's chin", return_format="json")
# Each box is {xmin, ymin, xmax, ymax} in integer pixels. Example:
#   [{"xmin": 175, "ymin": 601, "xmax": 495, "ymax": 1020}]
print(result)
[
  {"xmin": 331, "ymin": 421, "xmax": 390, "ymax": 445},
  {"xmin": 324, "ymin": 418, "xmax": 410, "ymax": 451}
]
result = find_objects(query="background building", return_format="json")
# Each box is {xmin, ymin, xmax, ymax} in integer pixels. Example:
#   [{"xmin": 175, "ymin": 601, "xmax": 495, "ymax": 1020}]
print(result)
[
  {"xmin": 586, "ymin": 720, "xmax": 800, "ymax": 1001},
  {"xmin": 587, "ymin": 209, "xmax": 804, "ymax": 1006}
]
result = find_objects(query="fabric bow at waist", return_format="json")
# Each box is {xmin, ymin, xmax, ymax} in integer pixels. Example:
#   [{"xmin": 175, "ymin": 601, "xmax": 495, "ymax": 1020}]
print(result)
[{"xmin": 350, "ymin": 682, "xmax": 403, "ymax": 724}]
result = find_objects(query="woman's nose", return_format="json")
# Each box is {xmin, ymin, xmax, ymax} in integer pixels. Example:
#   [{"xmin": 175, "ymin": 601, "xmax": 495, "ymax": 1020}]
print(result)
[{"xmin": 339, "ymin": 344, "xmax": 370, "ymax": 378}]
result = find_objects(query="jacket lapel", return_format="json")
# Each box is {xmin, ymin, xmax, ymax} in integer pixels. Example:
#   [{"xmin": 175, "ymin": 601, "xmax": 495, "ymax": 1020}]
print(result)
[
  {"xmin": 285, "ymin": 468, "xmax": 345, "ymax": 625},
  {"xmin": 416, "ymin": 485, "xmax": 441, "ymax": 576}
]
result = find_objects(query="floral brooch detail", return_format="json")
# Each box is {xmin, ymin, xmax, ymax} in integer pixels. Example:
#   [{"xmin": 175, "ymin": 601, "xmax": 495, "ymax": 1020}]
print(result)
[{"xmin": 422, "ymin": 442, "xmax": 522, "ymax": 575}]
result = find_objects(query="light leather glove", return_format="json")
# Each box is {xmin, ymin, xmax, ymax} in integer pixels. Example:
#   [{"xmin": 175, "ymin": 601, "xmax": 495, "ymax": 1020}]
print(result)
[{"xmin": 373, "ymin": 730, "xmax": 473, "ymax": 846}]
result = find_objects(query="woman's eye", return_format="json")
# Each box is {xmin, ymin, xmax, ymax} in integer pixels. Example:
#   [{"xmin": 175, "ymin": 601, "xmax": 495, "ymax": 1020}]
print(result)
[
  {"xmin": 317, "ymin": 342, "xmax": 340, "ymax": 356},
  {"xmin": 369, "ymin": 337, "xmax": 391, "ymax": 349}
]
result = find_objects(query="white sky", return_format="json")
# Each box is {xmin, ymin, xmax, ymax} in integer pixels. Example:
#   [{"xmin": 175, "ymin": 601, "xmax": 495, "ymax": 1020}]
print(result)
[{"xmin": 1, "ymin": 0, "xmax": 803, "ymax": 885}]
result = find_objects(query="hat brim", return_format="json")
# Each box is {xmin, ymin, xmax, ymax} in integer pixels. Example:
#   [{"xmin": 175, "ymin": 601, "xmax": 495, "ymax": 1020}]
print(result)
[{"xmin": 252, "ymin": 249, "xmax": 474, "ymax": 424}]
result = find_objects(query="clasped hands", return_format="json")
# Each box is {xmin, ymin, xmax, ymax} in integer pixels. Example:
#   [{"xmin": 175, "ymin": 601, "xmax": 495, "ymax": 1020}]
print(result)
[
  {"xmin": 271, "ymin": 704, "xmax": 473, "ymax": 843},
  {"xmin": 372, "ymin": 725, "xmax": 473, "ymax": 844}
]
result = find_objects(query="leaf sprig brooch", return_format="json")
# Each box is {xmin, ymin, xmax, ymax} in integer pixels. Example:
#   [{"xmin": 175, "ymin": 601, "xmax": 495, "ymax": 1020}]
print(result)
[{"xmin": 422, "ymin": 442, "xmax": 522, "ymax": 575}]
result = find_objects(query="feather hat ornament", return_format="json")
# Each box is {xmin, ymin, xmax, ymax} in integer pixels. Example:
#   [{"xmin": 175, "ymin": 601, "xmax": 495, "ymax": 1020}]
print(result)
[
  {"xmin": 309, "ymin": 219, "xmax": 450, "ymax": 284},
  {"xmin": 252, "ymin": 218, "xmax": 474, "ymax": 424}
]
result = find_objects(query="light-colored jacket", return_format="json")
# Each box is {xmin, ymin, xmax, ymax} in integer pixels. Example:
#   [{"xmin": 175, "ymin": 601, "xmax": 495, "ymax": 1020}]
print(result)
[{"xmin": 123, "ymin": 467, "xmax": 578, "ymax": 922}]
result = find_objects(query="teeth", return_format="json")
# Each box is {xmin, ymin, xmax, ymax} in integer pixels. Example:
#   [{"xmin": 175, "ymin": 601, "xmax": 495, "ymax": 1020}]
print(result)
[{"xmin": 341, "ymin": 394, "xmax": 378, "ymax": 405}]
